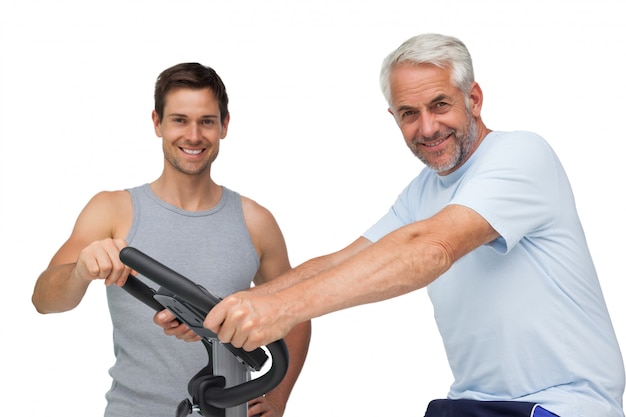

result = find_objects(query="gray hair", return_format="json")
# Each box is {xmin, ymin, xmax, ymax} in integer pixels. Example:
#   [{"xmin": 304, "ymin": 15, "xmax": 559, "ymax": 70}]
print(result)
[{"xmin": 380, "ymin": 33, "xmax": 475, "ymax": 107}]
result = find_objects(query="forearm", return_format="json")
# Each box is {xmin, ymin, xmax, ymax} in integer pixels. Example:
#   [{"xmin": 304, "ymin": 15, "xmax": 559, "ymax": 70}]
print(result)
[
  {"xmin": 279, "ymin": 205, "xmax": 498, "ymax": 323},
  {"xmin": 280, "ymin": 232, "xmax": 448, "ymax": 324},
  {"xmin": 253, "ymin": 252, "xmax": 344, "ymax": 296},
  {"xmin": 32, "ymin": 263, "xmax": 90, "ymax": 314}
]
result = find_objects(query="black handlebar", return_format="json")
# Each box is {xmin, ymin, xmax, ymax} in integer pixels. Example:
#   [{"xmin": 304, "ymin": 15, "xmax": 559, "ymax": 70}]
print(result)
[{"xmin": 119, "ymin": 246, "xmax": 289, "ymax": 410}]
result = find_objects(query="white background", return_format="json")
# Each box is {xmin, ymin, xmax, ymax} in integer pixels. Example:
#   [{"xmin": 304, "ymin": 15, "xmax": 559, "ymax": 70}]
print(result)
[{"xmin": 1, "ymin": 1, "xmax": 624, "ymax": 415}]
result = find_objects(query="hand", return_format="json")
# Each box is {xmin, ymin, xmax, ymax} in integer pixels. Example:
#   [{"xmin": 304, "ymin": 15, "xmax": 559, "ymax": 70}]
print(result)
[
  {"xmin": 73, "ymin": 238, "xmax": 132, "ymax": 286},
  {"xmin": 203, "ymin": 290, "xmax": 295, "ymax": 352},
  {"xmin": 154, "ymin": 309, "xmax": 201, "ymax": 342},
  {"xmin": 248, "ymin": 395, "xmax": 283, "ymax": 417}
]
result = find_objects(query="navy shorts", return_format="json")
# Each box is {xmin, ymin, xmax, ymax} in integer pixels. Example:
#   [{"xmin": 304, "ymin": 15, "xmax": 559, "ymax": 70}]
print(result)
[{"xmin": 424, "ymin": 399, "xmax": 559, "ymax": 417}]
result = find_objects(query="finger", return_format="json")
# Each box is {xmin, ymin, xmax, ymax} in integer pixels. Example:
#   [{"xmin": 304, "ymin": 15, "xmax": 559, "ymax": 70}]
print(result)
[
  {"xmin": 84, "ymin": 242, "xmax": 113, "ymax": 279},
  {"xmin": 182, "ymin": 329, "xmax": 201, "ymax": 342},
  {"xmin": 115, "ymin": 268, "xmax": 133, "ymax": 286},
  {"xmin": 247, "ymin": 398, "xmax": 266, "ymax": 417},
  {"xmin": 163, "ymin": 321, "xmax": 185, "ymax": 336},
  {"xmin": 165, "ymin": 324, "xmax": 201, "ymax": 342},
  {"xmin": 103, "ymin": 242, "xmax": 129, "ymax": 285},
  {"xmin": 112, "ymin": 241, "xmax": 133, "ymax": 286},
  {"xmin": 203, "ymin": 303, "xmax": 227, "ymax": 336},
  {"xmin": 96, "ymin": 257, "xmax": 114, "ymax": 281},
  {"xmin": 229, "ymin": 319, "xmax": 252, "ymax": 349},
  {"xmin": 154, "ymin": 309, "xmax": 176, "ymax": 325},
  {"xmin": 224, "ymin": 306, "xmax": 255, "ymax": 348},
  {"xmin": 81, "ymin": 254, "xmax": 103, "ymax": 279},
  {"xmin": 217, "ymin": 322, "xmax": 236, "ymax": 345}
]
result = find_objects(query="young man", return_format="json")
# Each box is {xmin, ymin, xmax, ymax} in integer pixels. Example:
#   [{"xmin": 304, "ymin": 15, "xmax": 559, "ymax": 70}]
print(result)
[
  {"xmin": 32, "ymin": 63, "xmax": 310, "ymax": 417},
  {"xmin": 203, "ymin": 34, "xmax": 625, "ymax": 417}
]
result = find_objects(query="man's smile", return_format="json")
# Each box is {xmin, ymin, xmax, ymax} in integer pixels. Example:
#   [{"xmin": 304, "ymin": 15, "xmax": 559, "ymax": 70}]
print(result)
[{"xmin": 181, "ymin": 148, "xmax": 204, "ymax": 155}]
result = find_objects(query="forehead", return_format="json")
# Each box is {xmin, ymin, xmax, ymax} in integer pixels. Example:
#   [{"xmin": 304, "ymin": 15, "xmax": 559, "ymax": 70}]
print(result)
[
  {"xmin": 163, "ymin": 87, "xmax": 219, "ymax": 114},
  {"xmin": 389, "ymin": 63, "xmax": 457, "ymax": 107}
]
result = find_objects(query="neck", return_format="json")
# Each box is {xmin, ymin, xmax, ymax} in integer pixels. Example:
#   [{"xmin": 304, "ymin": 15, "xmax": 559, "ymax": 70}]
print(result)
[{"xmin": 150, "ymin": 172, "xmax": 222, "ymax": 211}]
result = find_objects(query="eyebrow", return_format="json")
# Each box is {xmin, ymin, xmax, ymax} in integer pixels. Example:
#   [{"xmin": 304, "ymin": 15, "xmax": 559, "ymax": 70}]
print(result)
[
  {"xmin": 430, "ymin": 94, "xmax": 449, "ymax": 104},
  {"xmin": 167, "ymin": 113, "xmax": 219, "ymax": 119},
  {"xmin": 395, "ymin": 93, "xmax": 451, "ymax": 113}
]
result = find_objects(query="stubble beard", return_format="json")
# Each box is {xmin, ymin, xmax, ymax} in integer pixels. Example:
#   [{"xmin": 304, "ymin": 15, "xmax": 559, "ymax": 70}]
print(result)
[
  {"xmin": 410, "ymin": 110, "xmax": 479, "ymax": 174},
  {"xmin": 164, "ymin": 146, "xmax": 213, "ymax": 176}
]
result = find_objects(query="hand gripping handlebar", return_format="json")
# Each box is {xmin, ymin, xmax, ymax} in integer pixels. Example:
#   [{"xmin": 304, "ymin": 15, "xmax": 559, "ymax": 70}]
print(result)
[{"xmin": 119, "ymin": 246, "xmax": 289, "ymax": 414}]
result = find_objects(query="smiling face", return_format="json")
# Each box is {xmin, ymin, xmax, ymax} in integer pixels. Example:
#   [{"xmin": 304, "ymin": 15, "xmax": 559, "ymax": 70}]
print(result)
[
  {"xmin": 152, "ymin": 87, "xmax": 229, "ymax": 177},
  {"xmin": 388, "ymin": 63, "xmax": 484, "ymax": 175}
]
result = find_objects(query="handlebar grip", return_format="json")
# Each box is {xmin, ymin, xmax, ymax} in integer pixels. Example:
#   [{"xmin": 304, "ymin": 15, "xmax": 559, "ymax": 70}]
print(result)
[
  {"xmin": 120, "ymin": 246, "xmax": 222, "ymax": 310},
  {"xmin": 119, "ymin": 246, "xmax": 290, "ymax": 408},
  {"xmin": 120, "ymin": 274, "xmax": 163, "ymax": 312}
]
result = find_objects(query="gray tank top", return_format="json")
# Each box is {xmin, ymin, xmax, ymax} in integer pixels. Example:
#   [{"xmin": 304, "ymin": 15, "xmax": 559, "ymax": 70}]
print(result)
[{"xmin": 105, "ymin": 184, "xmax": 259, "ymax": 417}]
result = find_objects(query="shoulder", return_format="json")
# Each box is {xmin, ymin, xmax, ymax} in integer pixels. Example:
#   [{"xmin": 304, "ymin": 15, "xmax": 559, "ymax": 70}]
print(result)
[
  {"xmin": 238, "ymin": 195, "xmax": 290, "ymax": 283},
  {"xmin": 239, "ymin": 194, "xmax": 286, "ymax": 250},
  {"xmin": 485, "ymin": 130, "xmax": 553, "ymax": 154},
  {"xmin": 49, "ymin": 189, "xmax": 133, "ymax": 265},
  {"xmin": 85, "ymin": 190, "xmax": 132, "ymax": 215},
  {"xmin": 88, "ymin": 189, "xmax": 132, "ymax": 205},
  {"xmin": 475, "ymin": 131, "xmax": 557, "ymax": 170},
  {"xmin": 78, "ymin": 189, "xmax": 133, "ymax": 239},
  {"xmin": 239, "ymin": 195, "xmax": 278, "ymax": 228}
]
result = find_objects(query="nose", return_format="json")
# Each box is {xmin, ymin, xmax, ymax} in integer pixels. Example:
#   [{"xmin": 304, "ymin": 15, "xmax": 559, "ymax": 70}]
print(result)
[
  {"xmin": 419, "ymin": 111, "xmax": 439, "ymax": 138},
  {"xmin": 186, "ymin": 122, "xmax": 201, "ymax": 142}
]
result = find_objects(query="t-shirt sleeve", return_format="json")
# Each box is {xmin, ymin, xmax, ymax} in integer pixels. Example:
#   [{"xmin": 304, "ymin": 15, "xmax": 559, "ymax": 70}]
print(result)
[
  {"xmin": 449, "ymin": 131, "xmax": 562, "ymax": 254},
  {"xmin": 362, "ymin": 189, "xmax": 411, "ymax": 242},
  {"xmin": 363, "ymin": 170, "xmax": 430, "ymax": 242}
]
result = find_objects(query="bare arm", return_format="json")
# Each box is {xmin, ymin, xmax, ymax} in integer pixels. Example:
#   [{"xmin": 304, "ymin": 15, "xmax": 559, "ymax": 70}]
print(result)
[
  {"xmin": 205, "ymin": 204, "xmax": 498, "ymax": 351},
  {"xmin": 248, "ymin": 241, "xmax": 366, "ymax": 296},
  {"xmin": 287, "ymin": 204, "xmax": 497, "ymax": 315},
  {"xmin": 243, "ymin": 197, "xmax": 312, "ymax": 417},
  {"xmin": 32, "ymin": 191, "xmax": 133, "ymax": 313}
]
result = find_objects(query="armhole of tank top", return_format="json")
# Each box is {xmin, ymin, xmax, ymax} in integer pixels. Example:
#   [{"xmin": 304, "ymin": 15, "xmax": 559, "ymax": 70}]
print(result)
[
  {"xmin": 232, "ymin": 191, "xmax": 261, "ymax": 269},
  {"xmin": 125, "ymin": 188, "xmax": 140, "ymax": 245}
]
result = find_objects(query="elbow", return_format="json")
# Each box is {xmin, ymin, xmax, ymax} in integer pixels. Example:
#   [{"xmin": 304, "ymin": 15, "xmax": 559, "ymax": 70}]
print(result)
[
  {"xmin": 431, "ymin": 243, "xmax": 454, "ymax": 273},
  {"xmin": 32, "ymin": 290, "xmax": 66, "ymax": 314},
  {"xmin": 31, "ymin": 280, "xmax": 51, "ymax": 314},
  {"xmin": 410, "ymin": 241, "xmax": 455, "ymax": 284},
  {"xmin": 31, "ymin": 295, "xmax": 48, "ymax": 314}
]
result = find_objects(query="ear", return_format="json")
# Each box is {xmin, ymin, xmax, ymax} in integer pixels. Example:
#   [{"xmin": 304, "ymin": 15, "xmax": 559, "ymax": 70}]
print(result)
[
  {"xmin": 468, "ymin": 82, "xmax": 484, "ymax": 118},
  {"xmin": 220, "ymin": 113, "xmax": 230, "ymax": 139},
  {"xmin": 387, "ymin": 107, "xmax": 400, "ymax": 126},
  {"xmin": 152, "ymin": 110, "xmax": 162, "ymax": 137}
]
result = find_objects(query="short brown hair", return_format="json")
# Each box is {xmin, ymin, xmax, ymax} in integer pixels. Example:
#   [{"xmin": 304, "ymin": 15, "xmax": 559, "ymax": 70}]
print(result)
[{"xmin": 154, "ymin": 63, "xmax": 229, "ymax": 123}]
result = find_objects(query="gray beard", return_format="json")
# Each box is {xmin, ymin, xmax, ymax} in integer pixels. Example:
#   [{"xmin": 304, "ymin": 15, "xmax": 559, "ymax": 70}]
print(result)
[{"xmin": 411, "ymin": 111, "xmax": 479, "ymax": 174}]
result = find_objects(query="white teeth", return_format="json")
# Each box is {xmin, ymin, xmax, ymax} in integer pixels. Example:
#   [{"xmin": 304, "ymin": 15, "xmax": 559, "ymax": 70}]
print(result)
[
  {"xmin": 424, "ymin": 136, "xmax": 448, "ymax": 147},
  {"xmin": 424, "ymin": 139, "xmax": 444, "ymax": 147},
  {"xmin": 182, "ymin": 148, "xmax": 202, "ymax": 155}
]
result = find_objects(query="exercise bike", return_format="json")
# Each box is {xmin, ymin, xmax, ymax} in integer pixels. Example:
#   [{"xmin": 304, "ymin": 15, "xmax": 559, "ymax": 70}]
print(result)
[{"xmin": 119, "ymin": 246, "xmax": 289, "ymax": 417}]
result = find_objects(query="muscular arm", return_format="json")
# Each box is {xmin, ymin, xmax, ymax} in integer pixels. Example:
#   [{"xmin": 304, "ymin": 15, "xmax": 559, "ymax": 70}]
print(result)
[
  {"xmin": 206, "ymin": 204, "xmax": 498, "ymax": 351},
  {"xmin": 242, "ymin": 197, "xmax": 312, "ymax": 417},
  {"xmin": 32, "ymin": 191, "xmax": 133, "ymax": 313}
]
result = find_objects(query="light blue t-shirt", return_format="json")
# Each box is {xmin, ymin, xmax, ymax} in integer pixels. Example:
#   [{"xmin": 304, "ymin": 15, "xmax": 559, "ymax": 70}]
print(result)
[{"xmin": 364, "ymin": 131, "xmax": 625, "ymax": 417}]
